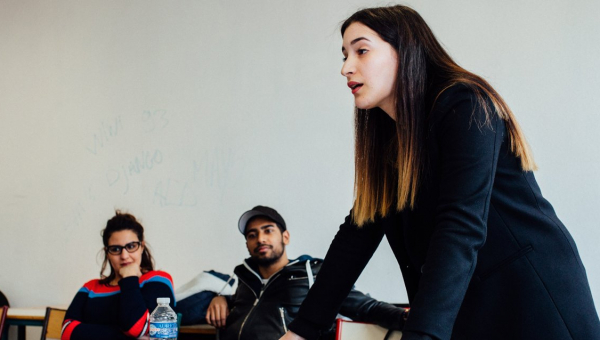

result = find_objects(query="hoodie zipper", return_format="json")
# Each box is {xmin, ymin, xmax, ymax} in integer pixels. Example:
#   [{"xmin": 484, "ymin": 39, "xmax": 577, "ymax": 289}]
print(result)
[
  {"xmin": 279, "ymin": 307, "xmax": 288, "ymax": 333},
  {"xmin": 236, "ymin": 259, "xmax": 302, "ymax": 340},
  {"xmin": 237, "ymin": 271, "xmax": 284, "ymax": 340},
  {"xmin": 237, "ymin": 277, "xmax": 259, "ymax": 340}
]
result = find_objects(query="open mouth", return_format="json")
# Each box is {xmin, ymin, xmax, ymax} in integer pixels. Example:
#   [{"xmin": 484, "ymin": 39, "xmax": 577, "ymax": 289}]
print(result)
[{"xmin": 348, "ymin": 82, "xmax": 363, "ymax": 94}]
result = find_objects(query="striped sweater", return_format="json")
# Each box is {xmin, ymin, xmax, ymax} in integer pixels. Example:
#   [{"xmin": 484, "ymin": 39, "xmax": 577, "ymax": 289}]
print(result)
[{"xmin": 62, "ymin": 270, "xmax": 175, "ymax": 340}]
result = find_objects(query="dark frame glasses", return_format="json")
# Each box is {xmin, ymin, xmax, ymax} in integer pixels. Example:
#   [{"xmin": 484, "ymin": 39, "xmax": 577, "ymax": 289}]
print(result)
[{"xmin": 106, "ymin": 241, "xmax": 142, "ymax": 255}]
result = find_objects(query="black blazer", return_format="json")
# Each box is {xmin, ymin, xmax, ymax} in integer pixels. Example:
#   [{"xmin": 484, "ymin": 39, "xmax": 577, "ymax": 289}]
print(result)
[{"xmin": 288, "ymin": 85, "xmax": 600, "ymax": 340}]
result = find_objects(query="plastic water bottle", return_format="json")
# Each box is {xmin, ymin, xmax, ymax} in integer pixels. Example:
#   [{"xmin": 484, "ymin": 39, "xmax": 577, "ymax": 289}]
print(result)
[{"xmin": 149, "ymin": 297, "xmax": 178, "ymax": 340}]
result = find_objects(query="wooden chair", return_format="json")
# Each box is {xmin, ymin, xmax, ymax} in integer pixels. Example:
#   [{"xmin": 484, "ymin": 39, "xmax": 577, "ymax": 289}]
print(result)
[
  {"xmin": 0, "ymin": 305, "xmax": 8, "ymax": 340},
  {"xmin": 0, "ymin": 291, "xmax": 8, "ymax": 308},
  {"xmin": 40, "ymin": 307, "xmax": 66, "ymax": 340}
]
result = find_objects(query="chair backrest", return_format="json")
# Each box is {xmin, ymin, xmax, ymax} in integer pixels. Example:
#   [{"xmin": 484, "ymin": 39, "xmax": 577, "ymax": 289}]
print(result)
[
  {"xmin": 40, "ymin": 307, "xmax": 67, "ymax": 340},
  {"xmin": 0, "ymin": 291, "xmax": 9, "ymax": 308},
  {"xmin": 0, "ymin": 305, "xmax": 9, "ymax": 340}
]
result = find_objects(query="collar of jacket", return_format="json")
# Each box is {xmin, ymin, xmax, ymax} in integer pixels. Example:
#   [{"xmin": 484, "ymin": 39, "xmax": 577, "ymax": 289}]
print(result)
[{"xmin": 234, "ymin": 255, "xmax": 321, "ymax": 296}]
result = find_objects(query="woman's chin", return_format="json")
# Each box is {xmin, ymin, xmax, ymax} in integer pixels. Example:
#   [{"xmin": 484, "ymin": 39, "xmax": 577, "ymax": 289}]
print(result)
[
  {"xmin": 354, "ymin": 100, "xmax": 377, "ymax": 111},
  {"xmin": 355, "ymin": 104, "xmax": 374, "ymax": 110}
]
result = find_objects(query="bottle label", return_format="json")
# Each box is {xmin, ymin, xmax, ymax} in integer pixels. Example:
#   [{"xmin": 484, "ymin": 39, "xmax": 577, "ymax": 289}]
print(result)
[{"xmin": 149, "ymin": 321, "xmax": 178, "ymax": 338}]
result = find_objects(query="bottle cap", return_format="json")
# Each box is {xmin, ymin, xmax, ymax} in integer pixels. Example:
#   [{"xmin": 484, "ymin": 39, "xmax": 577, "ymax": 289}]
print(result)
[{"xmin": 157, "ymin": 297, "xmax": 170, "ymax": 304}]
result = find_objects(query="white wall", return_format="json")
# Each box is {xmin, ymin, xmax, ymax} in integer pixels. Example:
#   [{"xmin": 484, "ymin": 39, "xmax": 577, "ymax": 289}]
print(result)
[{"xmin": 1, "ymin": 1, "xmax": 598, "ymax": 339}]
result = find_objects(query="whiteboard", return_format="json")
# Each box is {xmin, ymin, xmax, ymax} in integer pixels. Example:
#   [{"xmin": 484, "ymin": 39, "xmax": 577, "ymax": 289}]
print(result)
[{"xmin": 1, "ymin": 0, "xmax": 599, "ymax": 319}]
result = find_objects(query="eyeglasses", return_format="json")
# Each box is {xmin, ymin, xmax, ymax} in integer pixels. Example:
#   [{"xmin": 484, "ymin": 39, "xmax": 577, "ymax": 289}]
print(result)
[{"xmin": 106, "ymin": 241, "xmax": 141, "ymax": 255}]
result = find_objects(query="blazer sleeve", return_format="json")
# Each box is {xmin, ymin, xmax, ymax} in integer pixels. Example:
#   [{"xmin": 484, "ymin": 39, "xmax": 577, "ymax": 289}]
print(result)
[
  {"xmin": 61, "ymin": 288, "xmax": 130, "ymax": 340},
  {"xmin": 288, "ymin": 213, "xmax": 385, "ymax": 340},
  {"xmin": 402, "ymin": 86, "xmax": 504, "ymax": 340}
]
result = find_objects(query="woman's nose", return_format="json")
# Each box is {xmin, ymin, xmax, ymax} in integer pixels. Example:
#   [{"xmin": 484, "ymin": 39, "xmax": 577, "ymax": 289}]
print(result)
[{"xmin": 341, "ymin": 58, "xmax": 354, "ymax": 77}]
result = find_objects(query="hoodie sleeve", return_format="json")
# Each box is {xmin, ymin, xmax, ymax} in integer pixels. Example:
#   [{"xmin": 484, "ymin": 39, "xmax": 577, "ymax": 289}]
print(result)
[{"xmin": 339, "ymin": 287, "xmax": 406, "ymax": 330}]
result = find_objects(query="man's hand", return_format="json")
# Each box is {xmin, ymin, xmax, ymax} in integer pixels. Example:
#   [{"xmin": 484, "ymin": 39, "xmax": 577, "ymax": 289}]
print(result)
[
  {"xmin": 279, "ymin": 331, "xmax": 306, "ymax": 340},
  {"xmin": 206, "ymin": 296, "xmax": 229, "ymax": 328}
]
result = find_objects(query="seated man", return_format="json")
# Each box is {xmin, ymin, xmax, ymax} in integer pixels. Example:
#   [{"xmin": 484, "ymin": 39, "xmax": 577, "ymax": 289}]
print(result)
[{"xmin": 206, "ymin": 205, "xmax": 408, "ymax": 340}]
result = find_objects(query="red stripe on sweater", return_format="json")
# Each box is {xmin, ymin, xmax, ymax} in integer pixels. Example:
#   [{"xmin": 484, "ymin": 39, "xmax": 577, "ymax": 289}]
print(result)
[
  {"xmin": 82, "ymin": 280, "xmax": 120, "ymax": 294},
  {"xmin": 61, "ymin": 319, "xmax": 81, "ymax": 340},
  {"xmin": 140, "ymin": 270, "xmax": 174, "ymax": 285},
  {"xmin": 125, "ymin": 310, "xmax": 149, "ymax": 337}
]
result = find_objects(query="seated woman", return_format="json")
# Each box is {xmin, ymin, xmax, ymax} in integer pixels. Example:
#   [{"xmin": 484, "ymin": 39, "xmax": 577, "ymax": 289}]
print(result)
[{"xmin": 62, "ymin": 211, "xmax": 175, "ymax": 340}]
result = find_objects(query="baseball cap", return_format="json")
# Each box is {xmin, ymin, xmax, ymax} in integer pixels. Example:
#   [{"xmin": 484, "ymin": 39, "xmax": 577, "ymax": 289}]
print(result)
[{"xmin": 238, "ymin": 205, "xmax": 286, "ymax": 235}]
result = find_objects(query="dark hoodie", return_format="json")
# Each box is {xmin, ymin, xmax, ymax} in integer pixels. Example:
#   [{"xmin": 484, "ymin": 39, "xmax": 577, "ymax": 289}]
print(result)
[{"xmin": 220, "ymin": 255, "xmax": 405, "ymax": 340}]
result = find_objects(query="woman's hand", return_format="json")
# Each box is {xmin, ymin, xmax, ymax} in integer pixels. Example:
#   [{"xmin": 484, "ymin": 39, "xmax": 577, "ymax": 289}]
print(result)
[
  {"xmin": 279, "ymin": 331, "xmax": 306, "ymax": 340},
  {"xmin": 206, "ymin": 296, "xmax": 229, "ymax": 328},
  {"xmin": 118, "ymin": 264, "xmax": 142, "ymax": 279}
]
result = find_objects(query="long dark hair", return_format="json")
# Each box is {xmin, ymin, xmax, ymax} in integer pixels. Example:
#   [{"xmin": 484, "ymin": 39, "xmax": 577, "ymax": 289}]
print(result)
[
  {"xmin": 342, "ymin": 5, "xmax": 536, "ymax": 226},
  {"xmin": 99, "ymin": 210, "xmax": 154, "ymax": 285}
]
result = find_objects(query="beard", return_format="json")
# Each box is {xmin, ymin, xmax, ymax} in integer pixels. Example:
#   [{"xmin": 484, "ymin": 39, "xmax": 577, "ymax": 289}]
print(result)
[{"xmin": 253, "ymin": 242, "xmax": 285, "ymax": 267}]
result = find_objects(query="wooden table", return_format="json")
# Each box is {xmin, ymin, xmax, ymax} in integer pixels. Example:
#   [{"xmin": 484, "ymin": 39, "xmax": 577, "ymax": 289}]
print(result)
[
  {"xmin": 180, "ymin": 324, "xmax": 217, "ymax": 339},
  {"xmin": 5, "ymin": 307, "xmax": 47, "ymax": 340},
  {"xmin": 4, "ymin": 307, "xmax": 217, "ymax": 340},
  {"xmin": 180, "ymin": 324, "xmax": 217, "ymax": 334}
]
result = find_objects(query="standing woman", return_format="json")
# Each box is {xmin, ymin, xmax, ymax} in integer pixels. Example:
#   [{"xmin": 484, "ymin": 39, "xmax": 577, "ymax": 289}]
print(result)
[
  {"xmin": 282, "ymin": 5, "xmax": 600, "ymax": 340},
  {"xmin": 62, "ymin": 211, "xmax": 175, "ymax": 340}
]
